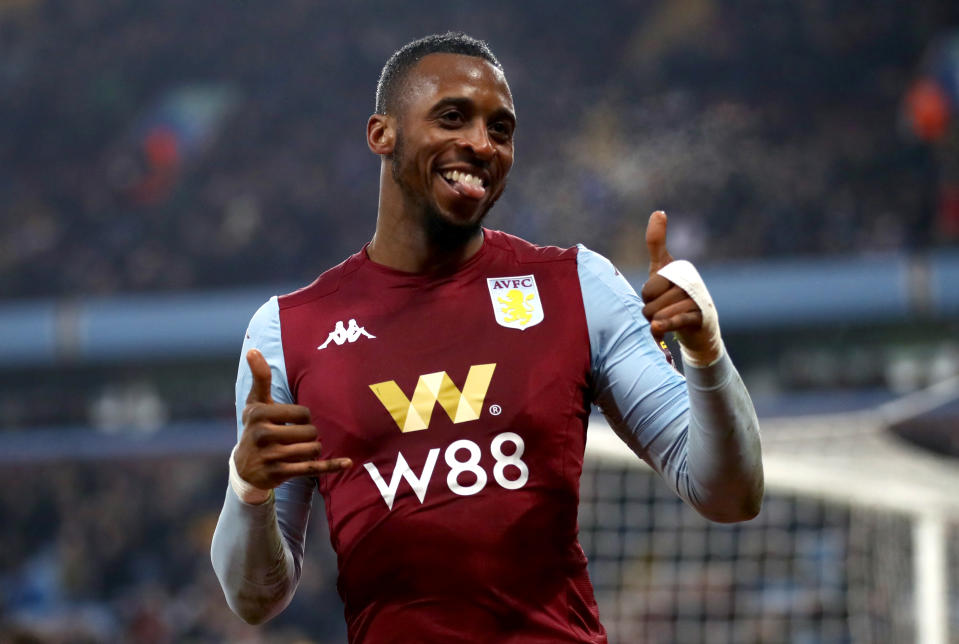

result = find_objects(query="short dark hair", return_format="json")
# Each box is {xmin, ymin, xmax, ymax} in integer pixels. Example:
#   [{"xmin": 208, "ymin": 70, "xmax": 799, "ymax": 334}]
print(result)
[{"xmin": 375, "ymin": 32, "xmax": 503, "ymax": 115}]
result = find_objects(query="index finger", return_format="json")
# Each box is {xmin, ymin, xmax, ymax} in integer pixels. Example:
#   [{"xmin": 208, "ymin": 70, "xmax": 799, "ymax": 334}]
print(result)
[{"xmin": 640, "ymin": 273, "xmax": 673, "ymax": 304}]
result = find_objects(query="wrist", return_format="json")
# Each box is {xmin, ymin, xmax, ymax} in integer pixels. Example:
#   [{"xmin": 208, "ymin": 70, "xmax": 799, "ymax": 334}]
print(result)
[
  {"xmin": 679, "ymin": 338, "xmax": 725, "ymax": 368},
  {"xmin": 229, "ymin": 445, "xmax": 273, "ymax": 505},
  {"xmin": 656, "ymin": 259, "xmax": 724, "ymax": 368}
]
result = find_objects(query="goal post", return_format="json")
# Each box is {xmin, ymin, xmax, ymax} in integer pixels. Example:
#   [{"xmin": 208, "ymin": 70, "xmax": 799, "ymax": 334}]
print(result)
[{"xmin": 580, "ymin": 377, "xmax": 959, "ymax": 644}]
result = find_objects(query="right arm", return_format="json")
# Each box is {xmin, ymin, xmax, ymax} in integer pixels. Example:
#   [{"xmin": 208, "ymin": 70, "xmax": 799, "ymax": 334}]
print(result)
[
  {"xmin": 578, "ymin": 224, "xmax": 763, "ymax": 524},
  {"xmin": 211, "ymin": 472, "xmax": 315, "ymax": 624},
  {"xmin": 210, "ymin": 297, "xmax": 352, "ymax": 624}
]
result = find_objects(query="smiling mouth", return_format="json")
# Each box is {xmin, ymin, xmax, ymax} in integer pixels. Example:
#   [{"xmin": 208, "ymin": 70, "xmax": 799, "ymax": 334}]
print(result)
[{"xmin": 440, "ymin": 169, "xmax": 487, "ymax": 200}]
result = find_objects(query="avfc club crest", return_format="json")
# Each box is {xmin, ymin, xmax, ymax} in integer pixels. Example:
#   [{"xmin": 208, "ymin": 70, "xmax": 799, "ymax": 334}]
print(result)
[{"xmin": 486, "ymin": 275, "xmax": 544, "ymax": 330}]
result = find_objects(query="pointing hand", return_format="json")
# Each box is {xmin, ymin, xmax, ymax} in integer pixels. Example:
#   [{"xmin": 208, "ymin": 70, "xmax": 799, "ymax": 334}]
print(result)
[{"xmin": 234, "ymin": 349, "xmax": 352, "ymax": 493}]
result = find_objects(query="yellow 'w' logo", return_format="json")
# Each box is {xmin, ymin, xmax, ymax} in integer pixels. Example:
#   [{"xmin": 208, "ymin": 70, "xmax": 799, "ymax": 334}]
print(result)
[{"xmin": 370, "ymin": 364, "xmax": 496, "ymax": 433}]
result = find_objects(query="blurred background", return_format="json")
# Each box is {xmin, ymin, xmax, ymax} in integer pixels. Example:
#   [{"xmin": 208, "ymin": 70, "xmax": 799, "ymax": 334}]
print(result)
[{"xmin": 2, "ymin": 1, "xmax": 959, "ymax": 642}]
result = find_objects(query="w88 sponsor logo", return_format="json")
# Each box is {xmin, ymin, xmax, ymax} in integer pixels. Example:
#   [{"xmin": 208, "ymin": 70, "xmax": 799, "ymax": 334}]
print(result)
[{"xmin": 363, "ymin": 432, "xmax": 529, "ymax": 510}]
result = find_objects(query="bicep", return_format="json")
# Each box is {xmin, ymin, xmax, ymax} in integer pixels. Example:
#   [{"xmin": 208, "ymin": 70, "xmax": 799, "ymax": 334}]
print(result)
[
  {"xmin": 235, "ymin": 296, "xmax": 294, "ymax": 438},
  {"xmin": 578, "ymin": 246, "xmax": 691, "ymax": 477}
]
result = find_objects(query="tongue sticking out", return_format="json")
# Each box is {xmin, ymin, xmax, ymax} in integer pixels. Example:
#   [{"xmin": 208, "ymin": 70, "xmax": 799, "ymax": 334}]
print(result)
[
  {"xmin": 456, "ymin": 180, "xmax": 486, "ymax": 200},
  {"xmin": 449, "ymin": 177, "xmax": 486, "ymax": 200}
]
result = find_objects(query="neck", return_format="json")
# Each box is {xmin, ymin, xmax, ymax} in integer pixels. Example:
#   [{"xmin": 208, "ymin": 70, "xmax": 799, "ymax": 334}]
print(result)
[
  {"xmin": 367, "ymin": 218, "xmax": 484, "ymax": 274},
  {"xmin": 367, "ymin": 166, "xmax": 485, "ymax": 274}
]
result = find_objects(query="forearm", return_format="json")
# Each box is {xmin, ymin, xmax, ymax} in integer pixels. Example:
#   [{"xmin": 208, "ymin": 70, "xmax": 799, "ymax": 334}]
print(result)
[
  {"xmin": 216, "ymin": 298, "xmax": 317, "ymax": 623},
  {"xmin": 577, "ymin": 245, "xmax": 763, "ymax": 522},
  {"xmin": 683, "ymin": 352, "xmax": 764, "ymax": 522},
  {"xmin": 210, "ymin": 486, "xmax": 300, "ymax": 624}
]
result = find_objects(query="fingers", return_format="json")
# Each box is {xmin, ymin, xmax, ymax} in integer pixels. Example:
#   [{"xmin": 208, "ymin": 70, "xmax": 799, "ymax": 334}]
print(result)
[
  {"xmin": 643, "ymin": 283, "xmax": 704, "ymax": 340},
  {"xmin": 266, "ymin": 440, "xmax": 324, "ymax": 463},
  {"xmin": 251, "ymin": 456, "xmax": 354, "ymax": 489},
  {"xmin": 238, "ymin": 350, "xmax": 353, "ymax": 488},
  {"xmin": 641, "ymin": 273, "xmax": 672, "ymax": 303},
  {"xmin": 313, "ymin": 457, "xmax": 354, "ymax": 474},
  {"xmin": 243, "ymin": 402, "xmax": 311, "ymax": 427},
  {"xmin": 282, "ymin": 458, "xmax": 354, "ymax": 479},
  {"xmin": 246, "ymin": 349, "xmax": 274, "ymax": 405},
  {"xmin": 641, "ymin": 277, "xmax": 679, "ymax": 310},
  {"xmin": 649, "ymin": 309, "xmax": 703, "ymax": 337},
  {"xmin": 641, "ymin": 211, "xmax": 715, "ymax": 353},
  {"xmin": 269, "ymin": 455, "xmax": 354, "ymax": 479},
  {"xmin": 235, "ymin": 425, "xmax": 353, "ymax": 489},
  {"xmin": 246, "ymin": 421, "xmax": 317, "ymax": 448},
  {"xmin": 645, "ymin": 210, "xmax": 674, "ymax": 275}
]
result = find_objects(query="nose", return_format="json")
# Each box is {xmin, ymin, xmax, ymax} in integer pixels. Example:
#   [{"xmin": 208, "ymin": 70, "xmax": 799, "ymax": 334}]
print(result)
[{"xmin": 457, "ymin": 120, "xmax": 495, "ymax": 161}]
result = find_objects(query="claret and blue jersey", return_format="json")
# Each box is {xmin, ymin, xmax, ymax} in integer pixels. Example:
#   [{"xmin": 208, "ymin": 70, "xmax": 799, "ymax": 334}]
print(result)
[{"xmin": 232, "ymin": 228, "xmax": 694, "ymax": 643}]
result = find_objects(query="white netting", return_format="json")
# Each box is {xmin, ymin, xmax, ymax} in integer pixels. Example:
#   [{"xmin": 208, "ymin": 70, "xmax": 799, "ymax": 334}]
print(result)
[{"xmin": 580, "ymin": 377, "xmax": 959, "ymax": 644}]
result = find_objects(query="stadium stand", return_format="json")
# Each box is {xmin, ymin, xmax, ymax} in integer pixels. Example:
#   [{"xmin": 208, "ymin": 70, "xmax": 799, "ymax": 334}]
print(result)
[{"xmin": 2, "ymin": 1, "xmax": 959, "ymax": 642}]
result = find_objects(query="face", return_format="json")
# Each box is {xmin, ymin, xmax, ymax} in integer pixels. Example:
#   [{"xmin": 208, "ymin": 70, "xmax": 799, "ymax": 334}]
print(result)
[{"xmin": 386, "ymin": 53, "xmax": 516, "ymax": 235}]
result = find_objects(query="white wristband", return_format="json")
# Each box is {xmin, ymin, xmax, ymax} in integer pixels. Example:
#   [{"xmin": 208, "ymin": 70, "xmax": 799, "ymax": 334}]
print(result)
[
  {"xmin": 229, "ymin": 445, "xmax": 272, "ymax": 505},
  {"xmin": 656, "ymin": 259, "xmax": 725, "ymax": 368}
]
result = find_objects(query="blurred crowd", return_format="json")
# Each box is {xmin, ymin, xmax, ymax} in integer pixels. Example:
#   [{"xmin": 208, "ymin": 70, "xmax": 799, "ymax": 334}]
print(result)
[
  {"xmin": 0, "ymin": 456, "xmax": 348, "ymax": 643},
  {"xmin": 2, "ymin": 4, "xmax": 958, "ymax": 642},
  {"xmin": 1, "ymin": 0, "xmax": 957, "ymax": 299}
]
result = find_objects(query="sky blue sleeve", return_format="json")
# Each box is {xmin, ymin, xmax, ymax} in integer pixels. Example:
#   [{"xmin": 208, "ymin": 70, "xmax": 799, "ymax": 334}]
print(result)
[
  {"xmin": 578, "ymin": 246, "xmax": 763, "ymax": 521},
  {"xmin": 577, "ymin": 246, "xmax": 691, "ymax": 486},
  {"xmin": 235, "ymin": 296, "xmax": 294, "ymax": 435},
  {"xmin": 211, "ymin": 296, "xmax": 316, "ymax": 624}
]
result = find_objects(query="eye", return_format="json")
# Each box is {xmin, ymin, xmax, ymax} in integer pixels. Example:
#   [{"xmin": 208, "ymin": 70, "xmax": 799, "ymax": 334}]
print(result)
[
  {"xmin": 439, "ymin": 110, "xmax": 465, "ymax": 126},
  {"xmin": 489, "ymin": 120, "xmax": 514, "ymax": 142}
]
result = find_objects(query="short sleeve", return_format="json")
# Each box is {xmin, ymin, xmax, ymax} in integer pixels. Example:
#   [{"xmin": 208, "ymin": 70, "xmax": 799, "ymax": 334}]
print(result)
[
  {"xmin": 235, "ymin": 296, "xmax": 294, "ymax": 439},
  {"xmin": 576, "ymin": 246, "xmax": 691, "ymax": 478}
]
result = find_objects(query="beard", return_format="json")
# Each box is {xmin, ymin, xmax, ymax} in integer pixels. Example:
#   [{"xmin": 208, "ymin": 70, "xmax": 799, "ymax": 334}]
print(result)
[{"xmin": 390, "ymin": 130, "xmax": 500, "ymax": 251}]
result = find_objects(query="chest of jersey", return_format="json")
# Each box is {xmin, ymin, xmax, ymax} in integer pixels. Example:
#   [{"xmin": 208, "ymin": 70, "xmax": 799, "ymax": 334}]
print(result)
[
  {"xmin": 290, "ymin": 266, "xmax": 586, "ymax": 478},
  {"xmin": 279, "ymin": 246, "xmax": 592, "ymax": 607}
]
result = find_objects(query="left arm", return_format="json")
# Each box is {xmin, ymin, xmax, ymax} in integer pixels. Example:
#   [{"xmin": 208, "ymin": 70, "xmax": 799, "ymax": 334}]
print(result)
[
  {"xmin": 578, "ymin": 212, "xmax": 763, "ymax": 522},
  {"xmin": 675, "ymin": 353, "xmax": 764, "ymax": 522}
]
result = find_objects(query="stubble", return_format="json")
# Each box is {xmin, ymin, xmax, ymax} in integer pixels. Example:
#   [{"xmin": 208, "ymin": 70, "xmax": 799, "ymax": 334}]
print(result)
[{"xmin": 390, "ymin": 130, "xmax": 498, "ymax": 251}]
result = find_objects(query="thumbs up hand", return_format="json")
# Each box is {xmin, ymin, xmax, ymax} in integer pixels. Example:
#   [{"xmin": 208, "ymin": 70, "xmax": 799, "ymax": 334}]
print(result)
[
  {"xmin": 234, "ymin": 349, "xmax": 352, "ymax": 497},
  {"xmin": 640, "ymin": 211, "xmax": 723, "ymax": 367},
  {"xmin": 245, "ymin": 347, "xmax": 275, "ymax": 406},
  {"xmin": 645, "ymin": 209, "xmax": 675, "ymax": 275}
]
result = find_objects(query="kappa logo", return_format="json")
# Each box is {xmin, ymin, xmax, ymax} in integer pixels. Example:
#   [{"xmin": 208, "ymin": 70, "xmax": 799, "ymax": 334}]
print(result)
[
  {"xmin": 318, "ymin": 319, "xmax": 375, "ymax": 350},
  {"xmin": 370, "ymin": 364, "xmax": 496, "ymax": 433},
  {"xmin": 486, "ymin": 275, "xmax": 544, "ymax": 330}
]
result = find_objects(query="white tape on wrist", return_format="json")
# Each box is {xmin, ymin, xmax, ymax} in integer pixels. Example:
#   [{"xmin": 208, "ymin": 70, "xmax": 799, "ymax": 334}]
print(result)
[
  {"xmin": 229, "ymin": 445, "xmax": 272, "ymax": 505},
  {"xmin": 656, "ymin": 259, "xmax": 725, "ymax": 368}
]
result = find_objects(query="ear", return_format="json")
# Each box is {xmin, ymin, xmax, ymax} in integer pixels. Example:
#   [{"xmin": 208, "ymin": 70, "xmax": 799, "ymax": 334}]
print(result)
[{"xmin": 367, "ymin": 113, "xmax": 395, "ymax": 155}]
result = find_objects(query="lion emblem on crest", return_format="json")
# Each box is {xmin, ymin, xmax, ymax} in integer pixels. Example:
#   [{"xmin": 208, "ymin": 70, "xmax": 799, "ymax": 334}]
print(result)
[{"xmin": 498, "ymin": 289, "xmax": 536, "ymax": 326}]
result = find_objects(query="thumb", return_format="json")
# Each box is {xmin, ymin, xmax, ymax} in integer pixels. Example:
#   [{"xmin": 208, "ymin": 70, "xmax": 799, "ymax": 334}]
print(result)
[
  {"xmin": 246, "ymin": 349, "xmax": 274, "ymax": 405},
  {"xmin": 646, "ymin": 210, "xmax": 674, "ymax": 275}
]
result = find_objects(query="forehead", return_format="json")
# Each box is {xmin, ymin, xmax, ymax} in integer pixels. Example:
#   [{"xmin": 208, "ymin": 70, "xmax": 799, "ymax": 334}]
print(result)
[{"xmin": 400, "ymin": 53, "xmax": 514, "ymax": 115}]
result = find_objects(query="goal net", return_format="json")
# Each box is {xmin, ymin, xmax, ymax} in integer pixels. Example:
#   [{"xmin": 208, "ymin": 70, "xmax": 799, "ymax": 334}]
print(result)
[{"xmin": 580, "ymin": 376, "xmax": 959, "ymax": 644}]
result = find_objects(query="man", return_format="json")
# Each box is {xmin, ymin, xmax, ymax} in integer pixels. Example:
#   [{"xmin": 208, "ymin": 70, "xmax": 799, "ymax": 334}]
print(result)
[{"xmin": 212, "ymin": 32, "xmax": 763, "ymax": 643}]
